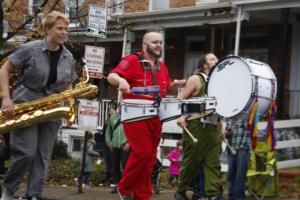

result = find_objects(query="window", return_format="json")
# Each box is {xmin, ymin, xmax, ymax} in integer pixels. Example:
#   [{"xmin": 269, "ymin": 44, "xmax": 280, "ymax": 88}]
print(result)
[
  {"xmin": 64, "ymin": 0, "xmax": 84, "ymax": 25},
  {"xmin": 196, "ymin": 0, "xmax": 219, "ymax": 5},
  {"xmin": 2, "ymin": 20, "xmax": 8, "ymax": 38},
  {"xmin": 32, "ymin": 0, "xmax": 44, "ymax": 13},
  {"xmin": 150, "ymin": 0, "xmax": 169, "ymax": 11},
  {"xmin": 106, "ymin": 0, "xmax": 123, "ymax": 16},
  {"xmin": 72, "ymin": 137, "xmax": 82, "ymax": 152},
  {"xmin": 27, "ymin": 0, "xmax": 44, "ymax": 27},
  {"xmin": 234, "ymin": 34, "xmax": 269, "ymax": 63},
  {"xmin": 184, "ymin": 36, "xmax": 206, "ymax": 77}
]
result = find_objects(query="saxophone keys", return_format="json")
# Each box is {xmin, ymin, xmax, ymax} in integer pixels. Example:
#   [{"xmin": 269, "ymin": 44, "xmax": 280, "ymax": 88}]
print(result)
[
  {"xmin": 20, "ymin": 114, "xmax": 30, "ymax": 121},
  {"xmin": 34, "ymin": 110, "xmax": 43, "ymax": 117},
  {"xmin": 5, "ymin": 120, "xmax": 16, "ymax": 125}
]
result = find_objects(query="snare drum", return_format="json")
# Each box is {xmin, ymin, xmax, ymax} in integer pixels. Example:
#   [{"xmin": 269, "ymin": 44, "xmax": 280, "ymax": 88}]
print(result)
[
  {"xmin": 120, "ymin": 99, "xmax": 158, "ymax": 123},
  {"xmin": 158, "ymin": 98, "xmax": 182, "ymax": 122},
  {"xmin": 181, "ymin": 97, "xmax": 217, "ymax": 120},
  {"xmin": 207, "ymin": 56, "xmax": 277, "ymax": 119}
]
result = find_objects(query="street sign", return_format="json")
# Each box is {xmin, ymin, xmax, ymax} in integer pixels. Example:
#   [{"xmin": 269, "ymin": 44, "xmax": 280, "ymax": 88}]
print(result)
[
  {"xmin": 87, "ymin": 4, "xmax": 108, "ymax": 38},
  {"xmin": 84, "ymin": 45, "xmax": 105, "ymax": 78},
  {"xmin": 78, "ymin": 100, "xmax": 99, "ymax": 131}
]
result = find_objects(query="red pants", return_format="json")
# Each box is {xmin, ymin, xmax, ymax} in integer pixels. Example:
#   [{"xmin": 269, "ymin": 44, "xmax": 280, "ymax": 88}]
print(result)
[{"xmin": 118, "ymin": 117, "xmax": 162, "ymax": 200}]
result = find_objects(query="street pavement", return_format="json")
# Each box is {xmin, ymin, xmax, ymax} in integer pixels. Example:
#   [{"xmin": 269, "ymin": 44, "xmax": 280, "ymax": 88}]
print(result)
[
  {"xmin": 10, "ymin": 185, "xmax": 299, "ymax": 200},
  {"xmin": 13, "ymin": 185, "xmax": 174, "ymax": 200}
]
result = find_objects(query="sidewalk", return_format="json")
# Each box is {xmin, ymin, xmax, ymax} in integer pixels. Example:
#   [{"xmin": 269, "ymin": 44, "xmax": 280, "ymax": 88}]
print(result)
[
  {"xmin": 13, "ymin": 185, "xmax": 299, "ymax": 200},
  {"xmin": 15, "ymin": 185, "xmax": 174, "ymax": 200}
]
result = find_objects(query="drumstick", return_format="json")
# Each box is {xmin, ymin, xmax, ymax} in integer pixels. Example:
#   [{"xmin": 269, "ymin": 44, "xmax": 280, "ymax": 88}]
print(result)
[
  {"xmin": 183, "ymin": 127, "xmax": 198, "ymax": 143},
  {"xmin": 222, "ymin": 138, "xmax": 236, "ymax": 155}
]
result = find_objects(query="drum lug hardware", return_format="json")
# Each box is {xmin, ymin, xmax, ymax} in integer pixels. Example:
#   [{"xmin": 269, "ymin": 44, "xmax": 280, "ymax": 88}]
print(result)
[
  {"xmin": 182, "ymin": 104, "xmax": 187, "ymax": 113},
  {"xmin": 143, "ymin": 105, "xmax": 146, "ymax": 114}
]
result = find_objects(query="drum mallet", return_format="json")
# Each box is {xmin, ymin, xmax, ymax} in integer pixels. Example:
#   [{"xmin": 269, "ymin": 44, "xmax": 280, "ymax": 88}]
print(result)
[
  {"xmin": 223, "ymin": 138, "xmax": 236, "ymax": 155},
  {"xmin": 183, "ymin": 127, "xmax": 198, "ymax": 143}
]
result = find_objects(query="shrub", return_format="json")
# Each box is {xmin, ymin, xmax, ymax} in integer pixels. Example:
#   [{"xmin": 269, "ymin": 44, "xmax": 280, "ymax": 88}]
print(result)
[
  {"xmin": 47, "ymin": 158, "xmax": 107, "ymax": 186},
  {"xmin": 51, "ymin": 140, "xmax": 71, "ymax": 160}
]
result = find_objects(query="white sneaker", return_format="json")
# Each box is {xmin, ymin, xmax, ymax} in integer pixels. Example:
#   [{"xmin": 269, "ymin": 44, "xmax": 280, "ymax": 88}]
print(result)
[
  {"xmin": 1, "ymin": 187, "xmax": 13, "ymax": 200},
  {"xmin": 74, "ymin": 177, "xmax": 79, "ymax": 186},
  {"xmin": 82, "ymin": 183, "xmax": 91, "ymax": 188}
]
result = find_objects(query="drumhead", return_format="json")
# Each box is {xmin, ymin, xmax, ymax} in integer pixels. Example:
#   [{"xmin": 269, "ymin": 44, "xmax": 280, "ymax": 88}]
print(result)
[
  {"xmin": 207, "ymin": 56, "xmax": 253, "ymax": 118},
  {"xmin": 181, "ymin": 97, "xmax": 206, "ymax": 103}
]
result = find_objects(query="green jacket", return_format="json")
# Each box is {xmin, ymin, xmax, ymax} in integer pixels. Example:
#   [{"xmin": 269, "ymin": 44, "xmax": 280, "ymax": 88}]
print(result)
[{"xmin": 105, "ymin": 113, "xmax": 127, "ymax": 148}]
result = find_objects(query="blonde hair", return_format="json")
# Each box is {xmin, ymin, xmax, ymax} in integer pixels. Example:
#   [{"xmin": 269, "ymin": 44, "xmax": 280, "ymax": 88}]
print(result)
[{"xmin": 42, "ymin": 11, "xmax": 69, "ymax": 33}]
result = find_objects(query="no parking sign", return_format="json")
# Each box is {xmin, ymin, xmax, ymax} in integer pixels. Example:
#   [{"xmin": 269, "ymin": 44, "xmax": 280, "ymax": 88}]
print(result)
[{"xmin": 78, "ymin": 100, "xmax": 99, "ymax": 131}]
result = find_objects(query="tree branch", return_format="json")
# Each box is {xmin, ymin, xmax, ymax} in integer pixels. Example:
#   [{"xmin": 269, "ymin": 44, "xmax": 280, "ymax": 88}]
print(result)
[
  {"xmin": 0, "ymin": 0, "xmax": 49, "ymax": 47},
  {"xmin": 0, "ymin": 0, "xmax": 3, "ymax": 38}
]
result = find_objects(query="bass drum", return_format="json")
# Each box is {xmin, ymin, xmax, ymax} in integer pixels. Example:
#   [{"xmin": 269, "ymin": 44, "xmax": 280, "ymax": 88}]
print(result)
[{"xmin": 207, "ymin": 56, "xmax": 277, "ymax": 119}]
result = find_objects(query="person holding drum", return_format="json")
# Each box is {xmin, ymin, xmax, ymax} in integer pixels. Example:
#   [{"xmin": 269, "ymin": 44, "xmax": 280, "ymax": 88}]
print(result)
[
  {"xmin": 107, "ymin": 30, "xmax": 185, "ymax": 200},
  {"xmin": 175, "ymin": 53, "xmax": 223, "ymax": 200}
]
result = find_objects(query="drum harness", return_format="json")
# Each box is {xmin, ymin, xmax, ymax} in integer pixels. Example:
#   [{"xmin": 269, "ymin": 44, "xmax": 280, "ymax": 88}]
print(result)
[
  {"xmin": 133, "ymin": 53, "xmax": 161, "ymax": 108},
  {"xmin": 199, "ymin": 72, "xmax": 221, "ymax": 128}
]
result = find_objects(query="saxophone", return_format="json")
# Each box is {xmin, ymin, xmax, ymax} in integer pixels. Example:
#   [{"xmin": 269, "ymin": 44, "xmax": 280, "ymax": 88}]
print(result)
[{"xmin": 0, "ymin": 67, "xmax": 98, "ymax": 134}]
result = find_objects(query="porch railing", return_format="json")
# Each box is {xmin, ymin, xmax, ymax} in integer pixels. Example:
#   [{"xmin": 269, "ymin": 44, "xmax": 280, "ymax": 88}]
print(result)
[
  {"xmin": 62, "ymin": 100, "xmax": 300, "ymax": 171},
  {"xmin": 160, "ymin": 119, "xmax": 300, "ymax": 171}
]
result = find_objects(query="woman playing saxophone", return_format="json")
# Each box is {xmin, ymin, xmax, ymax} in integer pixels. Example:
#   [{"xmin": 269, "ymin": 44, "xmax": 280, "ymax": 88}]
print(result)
[{"xmin": 0, "ymin": 11, "xmax": 77, "ymax": 200}]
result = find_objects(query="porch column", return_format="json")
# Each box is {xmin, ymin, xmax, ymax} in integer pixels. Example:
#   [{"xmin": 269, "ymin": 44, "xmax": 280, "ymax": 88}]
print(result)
[
  {"xmin": 289, "ymin": 17, "xmax": 300, "ymax": 118},
  {"xmin": 234, "ymin": 5, "xmax": 242, "ymax": 56},
  {"xmin": 159, "ymin": 28, "xmax": 165, "ymax": 61},
  {"xmin": 277, "ymin": 8, "xmax": 289, "ymax": 118},
  {"xmin": 118, "ymin": 26, "xmax": 132, "ymax": 103},
  {"xmin": 210, "ymin": 27, "xmax": 216, "ymax": 53},
  {"xmin": 122, "ymin": 26, "xmax": 132, "ymax": 57}
]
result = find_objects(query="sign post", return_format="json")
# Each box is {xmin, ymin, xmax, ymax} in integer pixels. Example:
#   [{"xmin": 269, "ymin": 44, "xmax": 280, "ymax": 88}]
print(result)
[
  {"xmin": 78, "ymin": 130, "xmax": 88, "ymax": 193},
  {"xmin": 87, "ymin": 5, "xmax": 108, "ymax": 38}
]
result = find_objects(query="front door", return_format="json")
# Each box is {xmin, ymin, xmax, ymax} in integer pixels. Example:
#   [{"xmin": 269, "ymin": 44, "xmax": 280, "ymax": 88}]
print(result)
[{"xmin": 183, "ymin": 36, "xmax": 206, "ymax": 78}]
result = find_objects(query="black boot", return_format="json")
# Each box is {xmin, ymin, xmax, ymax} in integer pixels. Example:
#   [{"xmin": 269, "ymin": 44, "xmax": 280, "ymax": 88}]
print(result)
[{"xmin": 174, "ymin": 192, "xmax": 188, "ymax": 200}]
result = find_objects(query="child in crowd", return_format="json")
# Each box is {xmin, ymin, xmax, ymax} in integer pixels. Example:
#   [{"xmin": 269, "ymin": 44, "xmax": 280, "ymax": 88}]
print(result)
[
  {"xmin": 75, "ymin": 131, "xmax": 99, "ymax": 187},
  {"xmin": 167, "ymin": 140, "xmax": 183, "ymax": 185}
]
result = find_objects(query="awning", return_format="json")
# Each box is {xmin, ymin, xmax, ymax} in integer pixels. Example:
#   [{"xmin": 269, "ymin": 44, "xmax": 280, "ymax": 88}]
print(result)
[
  {"xmin": 230, "ymin": 0, "xmax": 300, "ymax": 11},
  {"xmin": 115, "ymin": 3, "xmax": 249, "ymax": 30}
]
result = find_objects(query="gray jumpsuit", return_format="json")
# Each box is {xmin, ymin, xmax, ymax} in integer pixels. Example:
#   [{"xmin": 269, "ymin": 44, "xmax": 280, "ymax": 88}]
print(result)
[{"xmin": 4, "ymin": 39, "xmax": 77, "ymax": 198}]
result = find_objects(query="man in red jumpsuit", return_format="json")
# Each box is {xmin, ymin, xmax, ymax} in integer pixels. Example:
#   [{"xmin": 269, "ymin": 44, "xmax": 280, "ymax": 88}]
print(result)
[{"xmin": 107, "ymin": 30, "xmax": 185, "ymax": 200}]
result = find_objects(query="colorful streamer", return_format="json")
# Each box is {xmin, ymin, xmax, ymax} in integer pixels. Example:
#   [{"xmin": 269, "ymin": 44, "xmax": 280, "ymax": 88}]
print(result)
[
  {"xmin": 266, "ymin": 100, "xmax": 276, "ymax": 151},
  {"xmin": 247, "ymin": 101, "xmax": 259, "ymax": 150}
]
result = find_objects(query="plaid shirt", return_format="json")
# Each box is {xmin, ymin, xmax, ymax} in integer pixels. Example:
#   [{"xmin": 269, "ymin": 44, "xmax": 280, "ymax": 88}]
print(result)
[{"xmin": 225, "ymin": 117, "xmax": 251, "ymax": 150}]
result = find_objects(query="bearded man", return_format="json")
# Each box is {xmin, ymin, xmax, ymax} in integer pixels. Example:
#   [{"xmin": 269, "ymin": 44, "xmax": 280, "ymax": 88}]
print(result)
[{"xmin": 107, "ymin": 30, "xmax": 185, "ymax": 200}]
